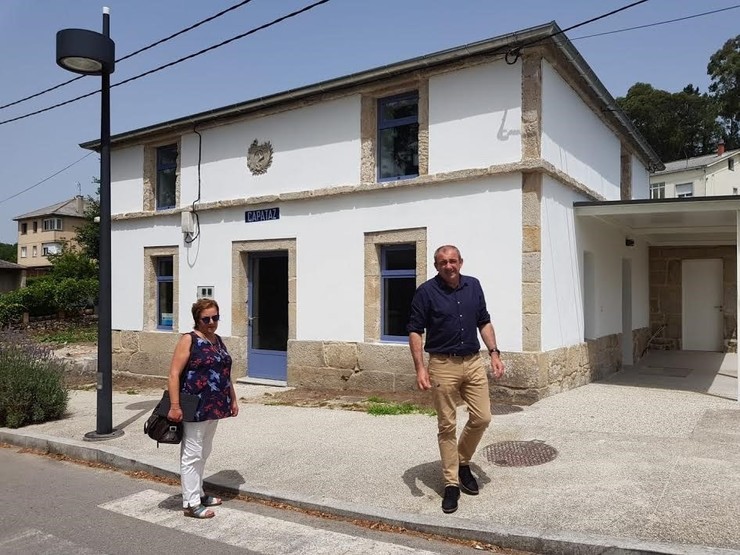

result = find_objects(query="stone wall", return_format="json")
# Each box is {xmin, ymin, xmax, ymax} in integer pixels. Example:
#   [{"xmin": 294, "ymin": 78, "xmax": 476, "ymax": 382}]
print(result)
[
  {"xmin": 287, "ymin": 334, "xmax": 622, "ymax": 405},
  {"xmin": 649, "ymin": 246, "xmax": 736, "ymax": 352},
  {"xmin": 632, "ymin": 327, "xmax": 650, "ymax": 363},
  {"xmin": 111, "ymin": 330, "xmax": 243, "ymax": 377}
]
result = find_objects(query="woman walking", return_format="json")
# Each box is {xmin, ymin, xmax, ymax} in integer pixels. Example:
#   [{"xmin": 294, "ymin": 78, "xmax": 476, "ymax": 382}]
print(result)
[{"xmin": 167, "ymin": 298, "xmax": 238, "ymax": 518}]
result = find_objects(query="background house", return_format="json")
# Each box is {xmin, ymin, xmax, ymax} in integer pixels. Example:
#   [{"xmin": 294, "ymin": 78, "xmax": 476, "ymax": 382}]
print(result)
[
  {"xmin": 0, "ymin": 260, "xmax": 26, "ymax": 293},
  {"xmin": 81, "ymin": 22, "xmax": 669, "ymax": 403},
  {"xmin": 649, "ymin": 143, "xmax": 740, "ymax": 199},
  {"xmin": 13, "ymin": 195, "xmax": 88, "ymax": 276}
]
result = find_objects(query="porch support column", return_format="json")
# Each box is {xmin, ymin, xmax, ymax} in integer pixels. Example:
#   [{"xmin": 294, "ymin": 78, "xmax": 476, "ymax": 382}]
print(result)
[{"xmin": 737, "ymin": 211, "xmax": 739, "ymax": 402}]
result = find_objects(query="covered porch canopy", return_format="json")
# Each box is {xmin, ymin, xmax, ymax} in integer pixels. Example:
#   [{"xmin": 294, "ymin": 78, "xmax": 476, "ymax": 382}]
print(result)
[{"xmin": 574, "ymin": 195, "xmax": 740, "ymax": 402}]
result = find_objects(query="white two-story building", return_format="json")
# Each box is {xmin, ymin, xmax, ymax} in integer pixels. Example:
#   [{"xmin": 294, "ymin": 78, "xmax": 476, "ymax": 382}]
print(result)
[
  {"xmin": 80, "ymin": 22, "xmax": 740, "ymax": 403},
  {"xmin": 650, "ymin": 143, "xmax": 740, "ymax": 199}
]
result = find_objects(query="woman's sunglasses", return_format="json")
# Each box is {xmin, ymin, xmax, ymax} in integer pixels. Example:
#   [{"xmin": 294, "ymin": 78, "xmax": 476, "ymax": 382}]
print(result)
[{"xmin": 200, "ymin": 314, "xmax": 220, "ymax": 324}]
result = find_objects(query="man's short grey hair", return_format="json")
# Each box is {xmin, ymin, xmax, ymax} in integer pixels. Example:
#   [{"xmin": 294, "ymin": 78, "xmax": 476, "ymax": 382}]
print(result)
[{"xmin": 433, "ymin": 245, "xmax": 462, "ymax": 262}]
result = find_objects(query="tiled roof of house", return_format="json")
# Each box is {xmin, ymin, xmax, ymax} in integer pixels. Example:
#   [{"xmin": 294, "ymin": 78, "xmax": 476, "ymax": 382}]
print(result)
[
  {"xmin": 13, "ymin": 195, "xmax": 88, "ymax": 221},
  {"xmin": 653, "ymin": 148, "xmax": 740, "ymax": 176},
  {"xmin": 0, "ymin": 259, "xmax": 24, "ymax": 270}
]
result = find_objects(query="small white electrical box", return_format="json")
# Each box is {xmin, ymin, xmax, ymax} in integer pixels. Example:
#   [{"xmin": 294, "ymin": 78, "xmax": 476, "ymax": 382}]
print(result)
[{"xmin": 181, "ymin": 211, "xmax": 195, "ymax": 234}]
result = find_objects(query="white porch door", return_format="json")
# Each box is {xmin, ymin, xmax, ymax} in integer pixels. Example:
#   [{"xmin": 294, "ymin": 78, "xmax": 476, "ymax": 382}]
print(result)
[{"xmin": 682, "ymin": 258, "xmax": 723, "ymax": 351}]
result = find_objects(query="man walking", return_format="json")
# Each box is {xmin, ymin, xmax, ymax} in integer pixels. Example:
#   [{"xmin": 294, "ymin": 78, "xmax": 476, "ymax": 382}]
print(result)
[{"xmin": 407, "ymin": 245, "xmax": 505, "ymax": 514}]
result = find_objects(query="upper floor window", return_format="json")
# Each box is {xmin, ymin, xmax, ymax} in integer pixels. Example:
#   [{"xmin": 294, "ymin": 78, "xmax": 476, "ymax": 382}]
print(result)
[
  {"xmin": 650, "ymin": 182, "xmax": 665, "ymax": 199},
  {"xmin": 20, "ymin": 223, "xmax": 27, "ymax": 235},
  {"xmin": 33, "ymin": 221, "xmax": 38, "ymax": 233},
  {"xmin": 32, "ymin": 246, "xmax": 38, "ymax": 257},
  {"xmin": 20, "ymin": 247, "xmax": 27, "ymax": 258},
  {"xmin": 156, "ymin": 144, "xmax": 177, "ymax": 210},
  {"xmin": 675, "ymin": 182, "xmax": 693, "ymax": 198},
  {"xmin": 156, "ymin": 256, "xmax": 174, "ymax": 329},
  {"xmin": 380, "ymin": 244, "xmax": 417, "ymax": 341},
  {"xmin": 378, "ymin": 92, "xmax": 419, "ymax": 181},
  {"xmin": 42, "ymin": 242, "xmax": 62, "ymax": 257},
  {"xmin": 43, "ymin": 217, "xmax": 63, "ymax": 231}
]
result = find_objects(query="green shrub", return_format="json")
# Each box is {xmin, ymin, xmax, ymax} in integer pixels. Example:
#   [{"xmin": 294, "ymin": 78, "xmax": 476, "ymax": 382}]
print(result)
[
  {"xmin": 0, "ymin": 301, "xmax": 25, "ymax": 327},
  {"xmin": 54, "ymin": 278, "xmax": 98, "ymax": 311},
  {"xmin": 0, "ymin": 332, "xmax": 68, "ymax": 428}
]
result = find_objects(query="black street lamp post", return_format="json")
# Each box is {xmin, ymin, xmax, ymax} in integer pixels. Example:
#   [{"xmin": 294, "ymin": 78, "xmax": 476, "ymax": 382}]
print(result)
[{"xmin": 57, "ymin": 8, "xmax": 123, "ymax": 440}]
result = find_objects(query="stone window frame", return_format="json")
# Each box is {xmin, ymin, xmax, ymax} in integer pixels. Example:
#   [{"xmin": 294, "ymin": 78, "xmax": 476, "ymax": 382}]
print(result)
[
  {"xmin": 143, "ymin": 138, "xmax": 181, "ymax": 212},
  {"xmin": 143, "ymin": 246, "xmax": 179, "ymax": 332},
  {"xmin": 231, "ymin": 239, "xmax": 297, "ymax": 341},
  {"xmin": 364, "ymin": 228, "xmax": 427, "ymax": 342},
  {"xmin": 360, "ymin": 81, "xmax": 429, "ymax": 184}
]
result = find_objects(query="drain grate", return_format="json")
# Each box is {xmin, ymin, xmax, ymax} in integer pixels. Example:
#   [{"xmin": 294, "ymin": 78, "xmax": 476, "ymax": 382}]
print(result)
[
  {"xmin": 483, "ymin": 440, "xmax": 558, "ymax": 467},
  {"xmin": 490, "ymin": 403, "xmax": 523, "ymax": 415}
]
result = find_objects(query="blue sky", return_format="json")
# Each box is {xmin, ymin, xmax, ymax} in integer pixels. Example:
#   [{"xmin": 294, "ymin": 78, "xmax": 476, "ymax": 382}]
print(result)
[{"xmin": 0, "ymin": 0, "xmax": 737, "ymax": 243}]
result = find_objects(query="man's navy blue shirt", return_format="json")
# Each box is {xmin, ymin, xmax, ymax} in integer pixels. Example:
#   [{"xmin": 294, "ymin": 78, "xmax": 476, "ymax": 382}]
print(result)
[{"xmin": 407, "ymin": 274, "xmax": 491, "ymax": 355}]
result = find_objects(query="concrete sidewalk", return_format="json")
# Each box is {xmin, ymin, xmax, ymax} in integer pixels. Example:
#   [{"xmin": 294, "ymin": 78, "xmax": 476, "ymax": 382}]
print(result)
[{"xmin": 2, "ymin": 375, "xmax": 739, "ymax": 555}]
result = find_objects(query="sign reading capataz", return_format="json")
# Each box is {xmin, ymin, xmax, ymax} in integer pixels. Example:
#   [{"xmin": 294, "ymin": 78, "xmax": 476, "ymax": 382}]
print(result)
[{"xmin": 245, "ymin": 207, "xmax": 280, "ymax": 223}]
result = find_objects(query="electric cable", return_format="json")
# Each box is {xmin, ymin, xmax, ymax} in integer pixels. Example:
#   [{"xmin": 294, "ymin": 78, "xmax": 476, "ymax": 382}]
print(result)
[
  {"xmin": 0, "ymin": 151, "xmax": 94, "ymax": 205},
  {"xmin": 0, "ymin": 0, "xmax": 256, "ymax": 112},
  {"xmin": 571, "ymin": 4, "xmax": 740, "ymax": 41},
  {"xmin": 0, "ymin": 0, "xmax": 331, "ymax": 126}
]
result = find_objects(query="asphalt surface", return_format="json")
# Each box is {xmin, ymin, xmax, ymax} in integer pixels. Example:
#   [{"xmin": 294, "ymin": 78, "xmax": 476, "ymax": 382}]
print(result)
[{"xmin": 2, "ymin": 352, "xmax": 739, "ymax": 555}]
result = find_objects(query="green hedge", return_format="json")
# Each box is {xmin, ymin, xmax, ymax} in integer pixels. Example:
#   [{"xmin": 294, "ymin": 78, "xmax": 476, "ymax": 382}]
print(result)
[
  {"xmin": 0, "ymin": 278, "xmax": 98, "ymax": 326},
  {"xmin": 0, "ymin": 333, "xmax": 68, "ymax": 428}
]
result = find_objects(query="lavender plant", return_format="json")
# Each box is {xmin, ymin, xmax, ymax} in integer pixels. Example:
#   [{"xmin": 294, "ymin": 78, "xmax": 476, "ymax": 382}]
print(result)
[{"xmin": 0, "ymin": 332, "xmax": 68, "ymax": 428}]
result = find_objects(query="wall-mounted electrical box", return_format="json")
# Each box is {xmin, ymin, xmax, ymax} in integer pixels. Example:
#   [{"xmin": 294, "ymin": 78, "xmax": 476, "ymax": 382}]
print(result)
[{"xmin": 181, "ymin": 211, "xmax": 195, "ymax": 234}]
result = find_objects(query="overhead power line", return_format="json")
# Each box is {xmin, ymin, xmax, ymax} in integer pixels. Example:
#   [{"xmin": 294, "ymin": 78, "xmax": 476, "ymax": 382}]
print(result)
[
  {"xmin": 0, "ymin": 0, "xmax": 256, "ymax": 112},
  {"xmin": 0, "ymin": 0, "xmax": 331, "ymax": 127},
  {"xmin": 572, "ymin": 4, "xmax": 740, "ymax": 41},
  {"xmin": 0, "ymin": 152, "xmax": 94, "ymax": 206}
]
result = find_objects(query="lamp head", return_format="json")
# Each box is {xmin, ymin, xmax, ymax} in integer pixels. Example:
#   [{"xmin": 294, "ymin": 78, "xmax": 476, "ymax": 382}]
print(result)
[{"xmin": 56, "ymin": 28, "xmax": 115, "ymax": 75}]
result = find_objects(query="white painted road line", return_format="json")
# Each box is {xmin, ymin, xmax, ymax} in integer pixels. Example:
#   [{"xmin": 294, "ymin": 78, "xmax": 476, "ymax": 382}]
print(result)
[
  {"xmin": 100, "ymin": 489, "xmax": 442, "ymax": 554},
  {"xmin": 0, "ymin": 528, "xmax": 105, "ymax": 554}
]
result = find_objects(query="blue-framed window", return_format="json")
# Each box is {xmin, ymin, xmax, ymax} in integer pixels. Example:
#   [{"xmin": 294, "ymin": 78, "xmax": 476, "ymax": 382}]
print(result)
[
  {"xmin": 156, "ymin": 144, "xmax": 177, "ymax": 210},
  {"xmin": 156, "ymin": 256, "xmax": 174, "ymax": 329},
  {"xmin": 378, "ymin": 92, "xmax": 419, "ymax": 181},
  {"xmin": 380, "ymin": 244, "xmax": 416, "ymax": 341}
]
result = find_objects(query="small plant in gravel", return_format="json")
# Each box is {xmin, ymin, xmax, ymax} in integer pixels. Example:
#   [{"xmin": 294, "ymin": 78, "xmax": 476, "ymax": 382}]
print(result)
[
  {"xmin": 0, "ymin": 332, "xmax": 69, "ymax": 428},
  {"xmin": 366, "ymin": 397, "xmax": 436, "ymax": 416}
]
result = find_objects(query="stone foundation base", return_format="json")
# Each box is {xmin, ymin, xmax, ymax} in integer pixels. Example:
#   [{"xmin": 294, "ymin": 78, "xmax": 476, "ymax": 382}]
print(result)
[
  {"xmin": 288, "ymin": 333, "xmax": 623, "ymax": 404},
  {"xmin": 111, "ymin": 331, "xmax": 625, "ymax": 404}
]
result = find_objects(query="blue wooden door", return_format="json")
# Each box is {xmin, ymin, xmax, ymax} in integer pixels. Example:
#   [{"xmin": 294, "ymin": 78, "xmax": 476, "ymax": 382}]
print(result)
[{"xmin": 247, "ymin": 252, "xmax": 288, "ymax": 381}]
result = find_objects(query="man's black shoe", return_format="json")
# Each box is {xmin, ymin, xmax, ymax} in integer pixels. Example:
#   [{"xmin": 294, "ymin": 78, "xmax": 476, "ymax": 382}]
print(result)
[
  {"xmin": 458, "ymin": 465, "xmax": 479, "ymax": 495},
  {"xmin": 442, "ymin": 485, "xmax": 460, "ymax": 513}
]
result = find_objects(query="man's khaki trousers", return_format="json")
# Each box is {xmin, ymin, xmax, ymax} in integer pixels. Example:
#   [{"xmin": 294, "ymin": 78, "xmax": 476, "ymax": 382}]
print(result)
[{"xmin": 428, "ymin": 353, "xmax": 492, "ymax": 486}]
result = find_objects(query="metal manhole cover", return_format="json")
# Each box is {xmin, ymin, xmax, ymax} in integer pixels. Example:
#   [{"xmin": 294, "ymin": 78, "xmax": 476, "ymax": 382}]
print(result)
[
  {"xmin": 483, "ymin": 440, "xmax": 558, "ymax": 467},
  {"xmin": 490, "ymin": 403, "xmax": 524, "ymax": 415}
]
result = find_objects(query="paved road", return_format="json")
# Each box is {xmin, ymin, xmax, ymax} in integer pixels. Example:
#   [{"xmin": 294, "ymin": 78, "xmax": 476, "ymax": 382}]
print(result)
[{"xmin": 0, "ymin": 448, "xmax": 519, "ymax": 554}]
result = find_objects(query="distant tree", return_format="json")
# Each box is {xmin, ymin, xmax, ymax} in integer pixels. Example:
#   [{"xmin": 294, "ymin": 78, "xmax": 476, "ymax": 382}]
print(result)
[
  {"xmin": 46, "ymin": 244, "xmax": 98, "ymax": 280},
  {"xmin": 708, "ymin": 34, "xmax": 740, "ymax": 149},
  {"xmin": 617, "ymin": 83, "xmax": 720, "ymax": 162},
  {"xmin": 75, "ymin": 180, "xmax": 100, "ymax": 261},
  {"xmin": 0, "ymin": 243, "xmax": 17, "ymax": 263}
]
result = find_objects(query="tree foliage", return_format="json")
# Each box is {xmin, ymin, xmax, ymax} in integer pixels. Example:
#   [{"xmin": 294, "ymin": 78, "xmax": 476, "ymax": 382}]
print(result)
[
  {"xmin": 617, "ymin": 34, "xmax": 740, "ymax": 162},
  {"xmin": 46, "ymin": 244, "xmax": 98, "ymax": 280},
  {"xmin": 0, "ymin": 242, "xmax": 17, "ymax": 263},
  {"xmin": 617, "ymin": 83, "xmax": 720, "ymax": 162},
  {"xmin": 75, "ymin": 182, "xmax": 100, "ymax": 261},
  {"xmin": 708, "ymin": 34, "xmax": 740, "ymax": 149}
]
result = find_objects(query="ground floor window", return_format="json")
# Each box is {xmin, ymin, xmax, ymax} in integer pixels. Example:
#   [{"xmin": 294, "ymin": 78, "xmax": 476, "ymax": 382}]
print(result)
[
  {"xmin": 156, "ymin": 256, "xmax": 174, "ymax": 329},
  {"xmin": 381, "ymin": 244, "xmax": 417, "ymax": 341},
  {"xmin": 364, "ymin": 228, "xmax": 426, "ymax": 342}
]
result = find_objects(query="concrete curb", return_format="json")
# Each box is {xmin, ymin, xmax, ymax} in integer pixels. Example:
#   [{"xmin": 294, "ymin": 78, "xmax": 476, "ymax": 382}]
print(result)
[{"xmin": 1, "ymin": 429, "xmax": 738, "ymax": 555}]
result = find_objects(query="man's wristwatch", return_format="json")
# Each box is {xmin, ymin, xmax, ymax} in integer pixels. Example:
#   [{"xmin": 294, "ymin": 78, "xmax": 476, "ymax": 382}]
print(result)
[{"xmin": 489, "ymin": 347, "xmax": 501, "ymax": 357}]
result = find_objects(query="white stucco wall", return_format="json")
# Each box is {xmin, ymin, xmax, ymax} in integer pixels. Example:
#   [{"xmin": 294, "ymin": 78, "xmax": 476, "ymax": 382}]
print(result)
[
  {"xmin": 428, "ymin": 60, "xmax": 522, "ymax": 173},
  {"xmin": 541, "ymin": 61, "xmax": 621, "ymax": 200},
  {"xmin": 541, "ymin": 178, "xmax": 588, "ymax": 350},
  {"xmin": 111, "ymin": 176, "xmax": 523, "ymax": 352},
  {"xmin": 705, "ymin": 155, "xmax": 740, "ymax": 195},
  {"xmin": 631, "ymin": 154, "xmax": 650, "ymax": 200},
  {"xmin": 111, "ymin": 145, "xmax": 144, "ymax": 214},
  {"xmin": 177, "ymin": 96, "xmax": 361, "ymax": 206},
  {"xmin": 541, "ymin": 177, "xmax": 649, "ymax": 350}
]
